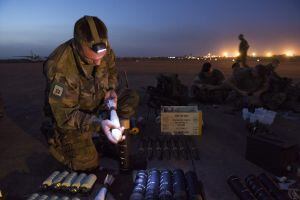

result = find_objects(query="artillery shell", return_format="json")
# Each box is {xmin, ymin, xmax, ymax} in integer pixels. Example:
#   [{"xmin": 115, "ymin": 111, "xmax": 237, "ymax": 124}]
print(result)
[
  {"xmin": 52, "ymin": 171, "xmax": 69, "ymax": 189},
  {"xmin": 61, "ymin": 172, "xmax": 78, "ymax": 189},
  {"xmin": 70, "ymin": 173, "xmax": 87, "ymax": 193},
  {"xmin": 48, "ymin": 196, "xmax": 59, "ymax": 200},
  {"xmin": 26, "ymin": 193, "xmax": 40, "ymax": 200},
  {"xmin": 80, "ymin": 174, "xmax": 97, "ymax": 192},
  {"xmin": 37, "ymin": 195, "xmax": 49, "ymax": 200},
  {"xmin": 42, "ymin": 171, "xmax": 60, "ymax": 188}
]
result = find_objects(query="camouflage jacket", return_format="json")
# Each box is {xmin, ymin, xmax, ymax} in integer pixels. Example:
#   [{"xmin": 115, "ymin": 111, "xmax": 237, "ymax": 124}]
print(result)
[
  {"xmin": 43, "ymin": 39, "xmax": 117, "ymax": 134},
  {"xmin": 239, "ymin": 39, "xmax": 249, "ymax": 52},
  {"xmin": 194, "ymin": 69, "xmax": 225, "ymax": 86}
]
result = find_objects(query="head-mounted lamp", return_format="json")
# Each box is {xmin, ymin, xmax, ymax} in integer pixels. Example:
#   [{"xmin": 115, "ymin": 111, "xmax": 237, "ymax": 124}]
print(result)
[{"xmin": 91, "ymin": 42, "xmax": 107, "ymax": 53}]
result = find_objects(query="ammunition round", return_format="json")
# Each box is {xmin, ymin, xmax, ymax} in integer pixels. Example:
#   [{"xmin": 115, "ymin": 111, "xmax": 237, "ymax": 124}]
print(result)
[
  {"xmin": 172, "ymin": 169, "xmax": 187, "ymax": 200},
  {"xmin": 130, "ymin": 170, "xmax": 148, "ymax": 200},
  {"xmin": 52, "ymin": 171, "xmax": 69, "ymax": 189},
  {"xmin": 41, "ymin": 171, "xmax": 60, "ymax": 189},
  {"xmin": 26, "ymin": 193, "xmax": 40, "ymax": 200},
  {"xmin": 70, "ymin": 173, "xmax": 87, "ymax": 193},
  {"xmin": 80, "ymin": 174, "xmax": 97, "ymax": 193},
  {"xmin": 61, "ymin": 172, "xmax": 78, "ymax": 190},
  {"xmin": 37, "ymin": 195, "xmax": 48, "ymax": 200},
  {"xmin": 48, "ymin": 195, "xmax": 59, "ymax": 200}
]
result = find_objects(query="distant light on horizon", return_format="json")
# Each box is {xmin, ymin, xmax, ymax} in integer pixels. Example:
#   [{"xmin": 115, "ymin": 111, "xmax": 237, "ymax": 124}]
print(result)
[
  {"xmin": 266, "ymin": 52, "xmax": 273, "ymax": 57},
  {"xmin": 218, "ymin": 46, "xmax": 299, "ymax": 57},
  {"xmin": 235, "ymin": 52, "xmax": 240, "ymax": 57},
  {"xmin": 285, "ymin": 50, "xmax": 294, "ymax": 57},
  {"xmin": 210, "ymin": 48, "xmax": 299, "ymax": 58},
  {"xmin": 223, "ymin": 52, "xmax": 229, "ymax": 57}
]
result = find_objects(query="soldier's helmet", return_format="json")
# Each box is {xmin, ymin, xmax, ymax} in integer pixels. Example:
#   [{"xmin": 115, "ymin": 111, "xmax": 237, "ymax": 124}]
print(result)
[
  {"xmin": 74, "ymin": 15, "xmax": 108, "ymax": 53},
  {"xmin": 238, "ymin": 34, "xmax": 244, "ymax": 40}
]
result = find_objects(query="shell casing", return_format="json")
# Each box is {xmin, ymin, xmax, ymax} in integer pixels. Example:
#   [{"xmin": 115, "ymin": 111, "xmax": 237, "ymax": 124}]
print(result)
[
  {"xmin": 71, "ymin": 198, "xmax": 81, "ymax": 200},
  {"xmin": 80, "ymin": 174, "xmax": 97, "ymax": 192},
  {"xmin": 70, "ymin": 173, "xmax": 87, "ymax": 193},
  {"xmin": 59, "ymin": 197, "xmax": 70, "ymax": 200},
  {"xmin": 26, "ymin": 193, "xmax": 40, "ymax": 200},
  {"xmin": 61, "ymin": 172, "xmax": 78, "ymax": 189},
  {"xmin": 42, "ymin": 171, "xmax": 60, "ymax": 188},
  {"xmin": 48, "ymin": 196, "xmax": 59, "ymax": 200},
  {"xmin": 52, "ymin": 171, "xmax": 69, "ymax": 189},
  {"xmin": 37, "ymin": 195, "xmax": 49, "ymax": 200}
]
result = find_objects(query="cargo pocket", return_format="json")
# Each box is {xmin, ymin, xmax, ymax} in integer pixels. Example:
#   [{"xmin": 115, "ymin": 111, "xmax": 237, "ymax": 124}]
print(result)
[{"xmin": 67, "ymin": 134, "xmax": 99, "ymax": 171}]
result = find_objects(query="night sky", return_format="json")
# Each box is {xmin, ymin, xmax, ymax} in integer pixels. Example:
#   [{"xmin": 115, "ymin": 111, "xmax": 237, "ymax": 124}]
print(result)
[{"xmin": 0, "ymin": 0, "xmax": 299, "ymax": 58}]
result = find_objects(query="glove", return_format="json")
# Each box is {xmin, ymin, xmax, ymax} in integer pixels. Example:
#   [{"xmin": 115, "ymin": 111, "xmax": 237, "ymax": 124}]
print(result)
[{"xmin": 101, "ymin": 119, "xmax": 125, "ymax": 144}]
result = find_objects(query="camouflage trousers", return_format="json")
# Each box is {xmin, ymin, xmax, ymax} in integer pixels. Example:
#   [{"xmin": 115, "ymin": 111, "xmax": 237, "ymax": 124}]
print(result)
[
  {"xmin": 225, "ymin": 90, "xmax": 259, "ymax": 109},
  {"xmin": 49, "ymin": 88, "xmax": 139, "ymax": 171},
  {"xmin": 191, "ymin": 85, "xmax": 228, "ymax": 104},
  {"xmin": 261, "ymin": 85, "xmax": 300, "ymax": 111},
  {"xmin": 237, "ymin": 52, "xmax": 248, "ymax": 67}
]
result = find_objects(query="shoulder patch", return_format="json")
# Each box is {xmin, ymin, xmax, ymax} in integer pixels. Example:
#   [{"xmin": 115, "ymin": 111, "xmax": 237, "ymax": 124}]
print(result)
[{"xmin": 51, "ymin": 83, "xmax": 65, "ymax": 98}]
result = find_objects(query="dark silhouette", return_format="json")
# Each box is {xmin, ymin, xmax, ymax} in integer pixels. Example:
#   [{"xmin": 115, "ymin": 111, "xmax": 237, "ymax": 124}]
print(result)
[{"xmin": 238, "ymin": 34, "xmax": 249, "ymax": 67}]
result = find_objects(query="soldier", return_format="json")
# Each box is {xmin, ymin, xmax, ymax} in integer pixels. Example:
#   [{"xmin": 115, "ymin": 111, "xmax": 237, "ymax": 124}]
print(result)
[
  {"xmin": 43, "ymin": 16, "xmax": 139, "ymax": 170},
  {"xmin": 224, "ymin": 63, "xmax": 269, "ymax": 108},
  {"xmin": 261, "ymin": 59, "xmax": 300, "ymax": 111},
  {"xmin": 237, "ymin": 34, "xmax": 249, "ymax": 67},
  {"xmin": 191, "ymin": 62, "xmax": 227, "ymax": 103}
]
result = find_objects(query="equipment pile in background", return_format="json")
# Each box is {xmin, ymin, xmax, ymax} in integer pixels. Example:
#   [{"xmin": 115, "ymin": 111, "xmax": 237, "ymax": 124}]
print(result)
[{"xmin": 130, "ymin": 169, "xmax": 205, "ymax": 200}]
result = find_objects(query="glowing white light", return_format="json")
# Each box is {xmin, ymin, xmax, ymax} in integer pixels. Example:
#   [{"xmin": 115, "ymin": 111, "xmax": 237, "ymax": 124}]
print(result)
[
  {"xmin": 257, "ymin": 59, "xmax": 260, "ymax": 62},
  {"xmin": 232, "ymin": 59, "xmax": 235, "ymax": 62},
  {"xmin": 252, "ymin": 52, "xmax": 256, "ymax": 57},
  {"xmin": 285, "ymin": 50, "xmax": 294, "ymax": 57},
  {"xmin": 235, "ymin": 52, "xmax": 240, "ymax": 57},
  {"xmin": 223, "ymin": 52, "xmax": 228, "ymax": 57},
  {"xmin": 266, "ymin": 52, "xmax": 273, "ymax": 57},
  {"xmin": 97, "ymin": 49, "xmax": 106, "ymax": 53}
]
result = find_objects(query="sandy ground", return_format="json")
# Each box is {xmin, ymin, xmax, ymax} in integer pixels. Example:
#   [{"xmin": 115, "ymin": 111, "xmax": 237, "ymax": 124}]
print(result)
[{"xmin": 0, "ymin": 59, "xmax": 299, "ymax": 199}]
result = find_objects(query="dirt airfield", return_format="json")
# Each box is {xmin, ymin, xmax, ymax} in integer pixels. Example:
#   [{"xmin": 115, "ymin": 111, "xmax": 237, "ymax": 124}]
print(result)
[{"xmin": 0, "ymin": 58, "xmax": 300, "ymax": 199}]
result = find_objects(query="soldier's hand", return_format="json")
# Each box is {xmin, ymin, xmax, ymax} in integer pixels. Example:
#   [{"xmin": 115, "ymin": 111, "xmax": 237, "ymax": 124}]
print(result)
[
  {"xmin": 105, "ymin": 90, "xmax": 118, "ymax": 109},
  {"xmin": 239, "ymin": 91, "xmax": 248, "ymax": 96},
  {"xmin": 101, "ymin": 119, "xmax": 125, "ymax": 144}
]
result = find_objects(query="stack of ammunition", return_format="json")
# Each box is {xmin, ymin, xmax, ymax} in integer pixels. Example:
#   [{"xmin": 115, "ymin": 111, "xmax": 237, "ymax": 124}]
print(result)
[
  {"xmin": 41, "ymin": 171, "xmax": 97, "ymax": 194},
  {"xmin": 138, "ymin": 136, "xmax": 200, "ymax": 161},
  {"xmin": 130, "ymin": 169, "xmax": 205, "ymax": 200},
  {"xmin": 227, "ymin": 173, "xmax": 287, "ymax": 200},
  {"xmin": 119, "ymin": 131, "xmax": 130, "ymax": 172},
  {"xmin": 26, "ymin": 193, "xmax": 81, "ymax": 200}
]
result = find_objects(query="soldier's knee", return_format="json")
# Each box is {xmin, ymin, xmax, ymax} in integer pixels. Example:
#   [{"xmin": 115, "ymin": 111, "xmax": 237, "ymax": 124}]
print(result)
[
  {"xmin": 49, "ymin": 133, "xmax": 99, "ymax": 171},
  {"xmin": 70, "ymin": 149, "xmax": 99, "ymax": 171}
]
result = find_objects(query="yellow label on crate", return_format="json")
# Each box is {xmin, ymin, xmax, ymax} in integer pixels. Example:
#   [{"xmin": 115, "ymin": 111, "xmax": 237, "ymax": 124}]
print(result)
[{"xmin": 161, "ymin": 111, "xmax": 202, "ymax": 136}]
